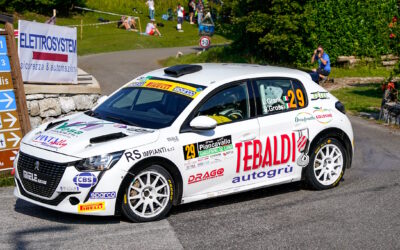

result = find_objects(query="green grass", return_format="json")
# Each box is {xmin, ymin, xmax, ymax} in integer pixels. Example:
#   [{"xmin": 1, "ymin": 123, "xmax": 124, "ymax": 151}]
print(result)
[
  {"xmin": 0, "ymin": 173, "xmax": 14, "ymax": 187},
  {"xmin": 12, "ymin": 12, "xmax": 230, "ymax": 55},
  {"xmin": 329, "ymin": 66, "xmax": 392, "ymax": 78},
  {"xmin": 331, "ymin": 84, "xmax": 383, "ymax": 114}
]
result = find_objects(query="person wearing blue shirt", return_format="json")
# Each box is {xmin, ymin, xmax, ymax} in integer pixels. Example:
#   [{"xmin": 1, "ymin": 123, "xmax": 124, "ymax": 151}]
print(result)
[{"xmin": 310, "ymin": 45, "xmax": 331, "ymax": 84}]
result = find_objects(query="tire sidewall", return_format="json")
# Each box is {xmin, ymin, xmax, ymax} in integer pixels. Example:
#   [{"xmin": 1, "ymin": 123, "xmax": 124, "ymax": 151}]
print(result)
[
  {"xmin": 121, "ymin": 165, "xmax": 175, "ymax": 222},
  {"xmin": 306, "ymin": 137, "xmax": 347, "ymax": 190}
]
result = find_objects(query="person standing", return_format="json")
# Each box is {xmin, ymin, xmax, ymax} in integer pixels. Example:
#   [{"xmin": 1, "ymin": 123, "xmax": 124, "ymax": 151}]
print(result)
[
  {"xmin": 188, "ymin": 0, "xmax": 196, "ymax": 24},
  {"xmin": 177, "ymin": 3, "xmax": 184, "ymax": 31},
  {"xmin": 196, "ymin": 1, "xmax": 204, "ymax": 25},
  {"xmin": 146, "ymin": 0, "xmax": 155, "ymax": 20},
  {"xmin": 310, "ymin": 45, "xmax": 331, "ymax": 84}
]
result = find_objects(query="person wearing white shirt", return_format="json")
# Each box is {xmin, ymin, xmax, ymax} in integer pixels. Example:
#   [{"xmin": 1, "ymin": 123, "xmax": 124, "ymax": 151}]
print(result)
[
  {"xmin": 177, "ymin": 3, "xmax": 184, "ymax": 31},
  {"xmin": 146, "ymin": 0, "xmax": 155, "ymax": 20}
]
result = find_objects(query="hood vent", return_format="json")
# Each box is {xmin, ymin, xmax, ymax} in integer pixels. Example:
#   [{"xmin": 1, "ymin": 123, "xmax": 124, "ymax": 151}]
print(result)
[
  {"xmin": 89, "ymin": 132, "xmax": 127, "ymax": 144},
  {"xmin": 164, "ymin": 64, "xmax": 202, "ymax": 77}
]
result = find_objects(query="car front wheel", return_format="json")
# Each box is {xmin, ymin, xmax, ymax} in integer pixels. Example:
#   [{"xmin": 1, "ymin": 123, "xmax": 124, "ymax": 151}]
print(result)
[
  {"xmin": 121, "ymin": 165, "xmax": 174, "ymax": 222},
  {"xmin": 305, "ymin": 138, "xmax": 346, "ymax": 190}
]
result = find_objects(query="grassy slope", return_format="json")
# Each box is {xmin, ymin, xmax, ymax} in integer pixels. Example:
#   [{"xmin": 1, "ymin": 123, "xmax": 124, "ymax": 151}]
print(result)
[
  {"xmin": 14, "ymin": 12, "xmax": 229, "ymax": 56},
  {"xmin": 331, "ymin": 84, "xmax": 383, "ymax": 114}
]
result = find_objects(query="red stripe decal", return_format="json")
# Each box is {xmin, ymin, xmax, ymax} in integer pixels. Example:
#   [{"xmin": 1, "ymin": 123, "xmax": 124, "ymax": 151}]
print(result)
[{"xmin": 32, "ymin": 51, "xmax": 68, "ymax": 62}]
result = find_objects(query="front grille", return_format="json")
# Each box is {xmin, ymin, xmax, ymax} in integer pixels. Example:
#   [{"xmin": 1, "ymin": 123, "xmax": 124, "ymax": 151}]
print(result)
[{"xmin": 17, "ymin": 152, "xmax": 68, "ymax": 198}]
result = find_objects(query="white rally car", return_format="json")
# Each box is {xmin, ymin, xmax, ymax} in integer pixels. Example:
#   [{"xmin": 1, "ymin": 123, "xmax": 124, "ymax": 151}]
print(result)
[{"xmin": 14, "ymin": 64, "xmax": 354, "ymax": 222}]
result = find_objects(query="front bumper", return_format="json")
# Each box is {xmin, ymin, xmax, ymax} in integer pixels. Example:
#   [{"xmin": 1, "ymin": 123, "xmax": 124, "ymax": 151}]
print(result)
[{"xmin": 14, "ymin": 144, "xmax": 127, "ymax": 216}]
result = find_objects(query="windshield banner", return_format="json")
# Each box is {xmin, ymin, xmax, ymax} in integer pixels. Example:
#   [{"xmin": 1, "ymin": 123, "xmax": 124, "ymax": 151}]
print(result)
[{"xmin": 130, "ymin": 79, "xmax": 202, "ymax": 99}]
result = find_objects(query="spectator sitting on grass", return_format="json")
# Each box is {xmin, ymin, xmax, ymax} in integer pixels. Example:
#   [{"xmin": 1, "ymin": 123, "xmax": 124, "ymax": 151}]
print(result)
[
  {"xmin": 310, "ymin": 45, "xmax": 331, "ymax": 84},
  {"xmin": 146, "ymin": 19, "xmax": 161, "ymax": 36},
  {"xmin": 120, "ymin": 16, "xmax": 137, "ymax": 31}
]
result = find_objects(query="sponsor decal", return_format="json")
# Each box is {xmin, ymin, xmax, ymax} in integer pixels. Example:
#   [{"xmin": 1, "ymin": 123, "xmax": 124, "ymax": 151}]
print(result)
[
  {"xmin": 313, "ymin": 107, "xmax": 333, "ymax": 124},
  {"xmin": 52, "ymin": 121, "xmax": 114, "ymax": 137},
  {"xmin": 32, "ymin": 134, "xmax": 67, "ymax": 149},
  {"xmin": 57, "ymin": 186, "xmax": 79, "ymax": 192},
  {"xmin": 128, "ymin": 79, "xmax": 202, "ymax": 99},
  {"xmin": 295, "ymin": 128, "xmax": 310, "ymax": 167},
  {"xmin": 168, "ymin": 179, "xmax": 174, "ymax": 201},
  {"xmin": 167, "ymin": 136, "xmax": 179, "ymax": 142},
  {"xmin": 188, "ymin": 168, "xmax": 224, "ymax": 184},
  {"xmin": 22, "ymin": 170, "xmax": 47, "ymax": 185},
  {"xmin": 114, "ymin": 124, "xmax": 128, "ymax": 129},
  {"xmin": 142, "ymin": 147, "xmax": 175, "ymax": 157},
  {"xmin": 73, "ymin": 173, "xmax": 97, "ymax": 188},
  {"xmin": 295, "ymin": 112, "xmax": 316, "ymax": 123},
  {"xmin": 235, "ymin": 133, "xmax": 297, "ymax": 173},
  {"xmin": 126, "ymin": 127, "xmax": 154, "ymax": 133},
  {"xmin": 78, "ymin": 201, "xmax": 105, "ymax": 213},
  {"xmin": 124, "ymin": 149, "xmax": 142, "ymax": 162},
  {"xmin": 310, "ymin": 91, "xmax": 329, "ymax": 101},
  {"xmin": 90, "ymin": 192, "xmax": 116, "ymax": 199},
  {"xmin": 232, "ymin": 165, "xmax": 293, "ymax": 183},
  {"xmin": 183, "ymin": 135, "xmax": 233, "ymax": 160}
]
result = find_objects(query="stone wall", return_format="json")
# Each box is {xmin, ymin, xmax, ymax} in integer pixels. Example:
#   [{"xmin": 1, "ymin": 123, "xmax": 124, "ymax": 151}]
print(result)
[{"xmin": 27, "ymin": 93, "xmax": 101, "ymax": 128}]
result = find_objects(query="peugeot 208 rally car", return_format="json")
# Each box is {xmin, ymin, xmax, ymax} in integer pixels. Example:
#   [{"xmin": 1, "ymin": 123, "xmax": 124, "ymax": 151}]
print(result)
[{"xmin": 14, "ymin": 64, "xmax": 354, "ymax": 222}]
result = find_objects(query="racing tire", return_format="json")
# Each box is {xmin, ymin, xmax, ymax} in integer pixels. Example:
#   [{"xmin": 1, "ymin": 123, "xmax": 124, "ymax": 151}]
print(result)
[
  {"xmin": 305, "ymin": 137, "xmax": 346, "ymax": 190},
  {"xmin": 121, "ymin": 165, "xmax": 175, "ymax": 222}
]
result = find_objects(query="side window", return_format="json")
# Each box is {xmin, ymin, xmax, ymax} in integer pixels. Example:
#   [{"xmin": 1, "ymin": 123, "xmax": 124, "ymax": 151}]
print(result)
[
  {"xmin": 255, "ymin": 79, "xmax": 307, "ymax": 115},
  {"xmin": 197, "ymin": 82, "xmax": 250, "ymax": 125}
]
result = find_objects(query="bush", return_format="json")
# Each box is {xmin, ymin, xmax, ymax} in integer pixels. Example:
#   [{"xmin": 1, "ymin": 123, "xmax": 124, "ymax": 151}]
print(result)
[
  {"xmin": 219, "ymin": 0, "xmax": 399, "ymax": 66},
  {"xmin": 0, "ymin": 0, "xmax": 86, "ymax": 16}
]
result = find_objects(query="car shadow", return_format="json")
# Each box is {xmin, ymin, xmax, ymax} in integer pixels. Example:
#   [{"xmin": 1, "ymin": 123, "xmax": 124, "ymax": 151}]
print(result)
[
  {"xmin": 14, "ymin": 199, "xmax": 123, "ymax": 225},
  {"xmin": 14, "ymin": 182, "xmax": 305, "ymax": 223},
  {"xmin": 169, "ymin": 182, "xmax": 304, "ymax": 216}
]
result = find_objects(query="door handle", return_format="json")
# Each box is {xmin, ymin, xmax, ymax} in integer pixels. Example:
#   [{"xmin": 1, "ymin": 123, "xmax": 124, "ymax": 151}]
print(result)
[{"xmin": 240, "ymin": 133, "xmax": 256, "ymax": 142}]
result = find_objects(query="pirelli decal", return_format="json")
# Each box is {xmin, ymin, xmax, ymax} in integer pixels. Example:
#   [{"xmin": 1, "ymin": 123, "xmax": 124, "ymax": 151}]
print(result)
[{"xmin": 130, "ymin": 79, "xmax": 202, "ymax": 99}]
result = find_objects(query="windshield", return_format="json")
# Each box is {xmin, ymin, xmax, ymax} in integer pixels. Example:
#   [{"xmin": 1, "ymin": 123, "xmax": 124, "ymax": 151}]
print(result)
[{"xmin": 91, "ymin": 79, "xmax": 204, "ymax": 129}]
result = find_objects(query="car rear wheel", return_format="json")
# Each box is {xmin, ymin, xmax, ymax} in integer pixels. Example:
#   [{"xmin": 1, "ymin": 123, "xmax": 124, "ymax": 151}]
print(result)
[
  {"xmin": 305, "ymin": 138, "xmax": 346, "ymax": 190},
  {"xmin": 121, "ymin": 165, "xmax": 174, "ymax": 222}
]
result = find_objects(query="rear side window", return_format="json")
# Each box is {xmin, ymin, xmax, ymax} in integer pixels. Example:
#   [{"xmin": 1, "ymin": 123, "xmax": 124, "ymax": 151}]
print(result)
[{"xmin": 254, "ymin": 78, "xmax": 307, "ymax": 115}]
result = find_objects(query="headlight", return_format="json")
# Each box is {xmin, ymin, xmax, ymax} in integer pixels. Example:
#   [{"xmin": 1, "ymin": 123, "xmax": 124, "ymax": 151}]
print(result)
[{"xmin": 75, "ymin": 151, "xmax": 124, "ymax": 172}]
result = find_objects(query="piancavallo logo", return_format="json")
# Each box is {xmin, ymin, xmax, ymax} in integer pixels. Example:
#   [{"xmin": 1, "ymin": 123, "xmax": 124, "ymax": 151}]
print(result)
[{"xmin": 295, "ymin": 112, "xmax": 315, "ymax": 123}]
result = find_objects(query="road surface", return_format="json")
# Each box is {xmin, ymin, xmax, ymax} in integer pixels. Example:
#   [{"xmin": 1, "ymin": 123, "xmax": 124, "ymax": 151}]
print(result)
[{"xmin": 0, "ymin": 48, "xmax": 399, "ymax": 249}]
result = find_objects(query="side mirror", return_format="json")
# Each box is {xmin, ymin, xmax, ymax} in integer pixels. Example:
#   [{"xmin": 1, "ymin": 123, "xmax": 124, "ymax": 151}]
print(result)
[{"xmin": 190, "ymin": 116, "xmax": 217, "ymax": 130}]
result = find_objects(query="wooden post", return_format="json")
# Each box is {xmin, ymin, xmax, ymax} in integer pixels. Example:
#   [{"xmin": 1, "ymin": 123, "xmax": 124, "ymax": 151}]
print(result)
[
  {"xmin": 80, "ymin": 19, "xmax": 83, "ymax": 40},
  {"xmin": 137, "ymin": 17, "xmax": 142, "ymax": 34},
  {"xmin": 4, "ymin": 23, "xmax": 30, "ymax": 135}
]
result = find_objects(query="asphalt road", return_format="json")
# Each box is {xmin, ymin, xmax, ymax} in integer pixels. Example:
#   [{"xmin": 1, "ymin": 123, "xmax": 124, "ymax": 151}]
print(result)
[
  {"xmin": 0, "ymin": 49, "xmax": 399, "ymax": 249},
  {"xmin": 78, "ymin": 46, "xmax": 199, "ymax": 95}
]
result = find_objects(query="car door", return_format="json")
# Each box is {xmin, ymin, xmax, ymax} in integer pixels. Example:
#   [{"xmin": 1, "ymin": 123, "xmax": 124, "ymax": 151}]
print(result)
[
  {"xmin": 238, "ymin": 78, "xmax": 310, "ymax": 186},
  {"xmin": 179, "ymin": 81, "xmax": 260, "ymax": 198}
]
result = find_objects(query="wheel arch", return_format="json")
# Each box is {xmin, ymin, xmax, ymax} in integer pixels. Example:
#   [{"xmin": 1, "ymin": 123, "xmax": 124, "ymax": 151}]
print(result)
[
  {"xmin": 309, "ymin": 127, "xmax": 353, "ymax": 169},
  {"xmin": 115, "ymin": 156, "xmax": 184, "ymax": 216}
]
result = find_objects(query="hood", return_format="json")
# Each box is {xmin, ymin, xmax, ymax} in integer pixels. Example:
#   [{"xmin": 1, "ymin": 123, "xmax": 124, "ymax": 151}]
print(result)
[{"xmin": 23, "ymin": 113, "xmax": 159, "ymax": 158}]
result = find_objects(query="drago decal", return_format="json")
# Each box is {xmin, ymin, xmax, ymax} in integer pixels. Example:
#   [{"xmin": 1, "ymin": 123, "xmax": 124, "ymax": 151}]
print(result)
[{"xmin": 188, "ymin": 168, "xmax": 224, "ymax": 184}]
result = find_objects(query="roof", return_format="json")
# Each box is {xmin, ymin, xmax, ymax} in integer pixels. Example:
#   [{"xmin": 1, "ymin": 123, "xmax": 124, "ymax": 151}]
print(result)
[{"xmin": 143, "ymin": 63, "xmax": 312, "ymax": 87}]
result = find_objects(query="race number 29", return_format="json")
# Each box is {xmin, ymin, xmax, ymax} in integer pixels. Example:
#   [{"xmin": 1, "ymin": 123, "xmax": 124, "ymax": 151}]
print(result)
[{"xmin": 183, "ymin": 143, "xmax": 198, "ymax": 160}]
